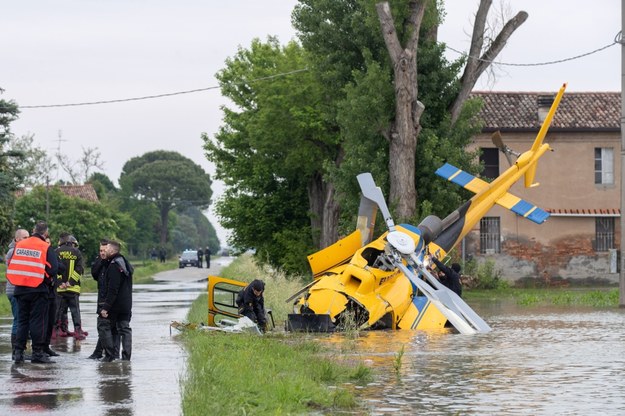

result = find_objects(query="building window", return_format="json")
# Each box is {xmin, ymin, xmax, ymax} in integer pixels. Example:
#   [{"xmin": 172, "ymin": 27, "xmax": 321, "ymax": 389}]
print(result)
[
  {"xmin": 595, "ymin": 217, "xmax": 615, "ymax": 251},
  {"xmin": 480, "ymin": 148, "xmax": 499, "ymax": 180},
  {"xmin": 480, "ymin": 217, "xmax": 501, "ymax": 254},
  {"xmin": 595, "ymin": 147, "xmax": 614, "ymax": 185}
]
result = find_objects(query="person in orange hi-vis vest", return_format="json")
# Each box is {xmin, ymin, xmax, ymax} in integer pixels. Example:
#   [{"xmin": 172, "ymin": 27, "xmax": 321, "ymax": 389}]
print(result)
[{"xmin": 7, "ymin": 221, "xmax": 59, "ymax": 364}]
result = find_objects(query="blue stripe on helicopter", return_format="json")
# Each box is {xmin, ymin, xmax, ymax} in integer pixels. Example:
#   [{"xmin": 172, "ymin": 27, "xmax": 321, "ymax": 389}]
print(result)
[
  {"xmin": 510, "ymin": 200, "xmax": 550, "ymax": 224},
  {"xmin": 400, "ymin": 223, "xmax": 423, "ymax": 252},
  {"xmin": 435, "ymin": 163, "xmax": 473, "ymax": 187}
]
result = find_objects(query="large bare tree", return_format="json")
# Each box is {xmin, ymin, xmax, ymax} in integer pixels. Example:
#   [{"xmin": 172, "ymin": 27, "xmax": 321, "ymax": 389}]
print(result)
[{"xmin": 376, "ymin": 0, "xmax": 527, "ymax": 220}]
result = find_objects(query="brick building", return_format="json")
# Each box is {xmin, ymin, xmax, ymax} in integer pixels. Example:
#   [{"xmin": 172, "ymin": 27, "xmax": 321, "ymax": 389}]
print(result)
[{"xmin": 466, "ymin": 90, "xmax": 620, "ymax": 283}]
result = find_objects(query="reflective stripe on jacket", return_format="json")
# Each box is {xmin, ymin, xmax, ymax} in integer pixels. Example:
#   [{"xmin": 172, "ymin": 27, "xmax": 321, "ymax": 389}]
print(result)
[
  {"xmin": 56, "ymin": 245, "xmax": 83, "ymax": 295},
  {"xmin": 6, "ymin": 236, "xmax": 50, "ymax": 287}
]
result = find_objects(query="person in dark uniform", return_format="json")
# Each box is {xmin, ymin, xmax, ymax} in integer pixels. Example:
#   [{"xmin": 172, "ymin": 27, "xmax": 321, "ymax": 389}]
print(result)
[
  {"xmin": 89, "ymin": 239, "xmax": 113, "ymax": 360},
  {"xmin": 236, "ymin": 279, "xmax": 267, "ymax": 331},
  {"xmin": 55, "ymin": 234, "xmax": 87, "ymax": 340},
  {"xmin": 7, "ymin": 221, "xmax": 59, "ymax": 364},
  {"xmin": 97, "ymin": 240, "xmax": 133, "ymax": 361},
  {"xmin": 204, "ymin": 246, "xmax": 211, "ymax": 269},
  {"xmin": 430, "ymin": 257, "xmax": 463, "ymax": 297},
  {"xmin": 196, "ymin": 248, "xmax": 204, "ymax": 268}
]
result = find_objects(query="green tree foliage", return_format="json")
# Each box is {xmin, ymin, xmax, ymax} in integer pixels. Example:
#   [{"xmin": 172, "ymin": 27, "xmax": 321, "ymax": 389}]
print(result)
[
  {"xmin": 204, "ymin": 38, "xmax": 339, "ymax": 273},
  {"xmin": 119, "ymin": 150, "xmax": 212, "ymax": 247},
  {"xmin": 13, "ymin": 186, "xmax": 121, "ymax": 257},
  {"xmin": 173, "ymin": 206, "xmax": 220, "ymax": 254},
  {"xmin": 0, "ymin": 93, "xmax": 21, "ymax": 245},
  {"xmin": 295, "ymin": 0, "xmax": 482, "ymax": 224},
  {"xmin": 87, "ymin": 172, "xmax": 117, "ymax": 200}
]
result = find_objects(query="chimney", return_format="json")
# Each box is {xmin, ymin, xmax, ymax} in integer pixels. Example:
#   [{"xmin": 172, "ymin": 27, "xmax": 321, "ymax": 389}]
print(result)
[{"xmin": 537, "ymin": 94, "xmax": 555, "ymax": 122}]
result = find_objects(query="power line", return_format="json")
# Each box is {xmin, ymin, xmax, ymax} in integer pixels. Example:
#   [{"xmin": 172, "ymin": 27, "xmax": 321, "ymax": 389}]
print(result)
[
  {"xmin": 2, "ymin": 33, "xmax": 621, "ymax": 111},
  {"xmin": 445, "ymin": 31, "xmax": 621, "ymax": 67},
  {"xmin": 16, "ymin": 68, "xmax": 309, "ymax": 109}
]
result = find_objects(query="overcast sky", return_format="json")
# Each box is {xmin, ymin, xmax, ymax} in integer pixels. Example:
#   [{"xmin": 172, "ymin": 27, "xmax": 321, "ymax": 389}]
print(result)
[{"xmin": 0, "ymin": 1, "xmax": 620, "ymax": 244}]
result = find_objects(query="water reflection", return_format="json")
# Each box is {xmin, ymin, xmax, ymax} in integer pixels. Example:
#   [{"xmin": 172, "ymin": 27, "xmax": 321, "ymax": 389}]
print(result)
[
  {"xmin": 98, "ymin": 362, "xmax": 133, "ymax": 415},
  {"xmin": 319, "ymin": 301, "xmax": 625, "ymax": 415}
]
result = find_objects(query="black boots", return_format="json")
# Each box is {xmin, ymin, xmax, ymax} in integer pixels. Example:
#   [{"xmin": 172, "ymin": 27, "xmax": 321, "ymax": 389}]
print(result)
[
  {"xmin": 31, "ymin": 350, "xmax": 55, "ymax": 364},
  {"xmin": 44, "ymin": 347, "xmax": 60, "ymax": 357},
  {"xmin": 14, "ymin": 348, "xmax": 24, "ymax": 364}
]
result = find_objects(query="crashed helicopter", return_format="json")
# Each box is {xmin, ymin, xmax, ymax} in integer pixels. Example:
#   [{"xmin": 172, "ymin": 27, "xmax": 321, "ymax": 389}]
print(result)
[{"xmin": 285, "ymin": 83, "xmax": 567, "ymax": 335}]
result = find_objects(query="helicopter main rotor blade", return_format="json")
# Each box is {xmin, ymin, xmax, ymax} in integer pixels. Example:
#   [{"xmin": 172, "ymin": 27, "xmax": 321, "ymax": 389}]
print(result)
[
  {"xmin": 395, "ymin": 261, "xmax": 476, "ymax": 335},
  {"xmin": 357, "ymin": 173, "xmax": 396, "ymax": 232},
  {"xmin": 412, "ymin": 254, "xmax": 491, "ymax": 333}
]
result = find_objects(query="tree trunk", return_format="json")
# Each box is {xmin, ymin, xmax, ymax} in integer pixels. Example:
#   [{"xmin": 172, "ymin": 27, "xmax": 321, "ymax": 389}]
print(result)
[
  {"xmin": 376, "ymin": 1, "xmax": 426, "ymax": 221},
  {"xmin": 449, "ymin": 0, "xmax": 528, "ymax": 124},
  {"xmin": 159, "ymin": 205, "xmax": 169, "ymax": 246},
  {"xmin": 308, "ymin": 172, "xmax": 340, "ymax": 249}
]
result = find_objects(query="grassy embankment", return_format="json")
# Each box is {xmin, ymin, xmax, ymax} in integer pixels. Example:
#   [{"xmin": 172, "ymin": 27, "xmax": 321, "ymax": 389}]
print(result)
[
  {"xmin": 0, "ymin": 259, "xmax": 178, "ymax": 316},
  {"xmin": 180, "ymin": 254, "xmax": 372, "ymax": 415},
  {"xmin": 465, "ymin": 286, "xmax": 620, "ymax": 307}
]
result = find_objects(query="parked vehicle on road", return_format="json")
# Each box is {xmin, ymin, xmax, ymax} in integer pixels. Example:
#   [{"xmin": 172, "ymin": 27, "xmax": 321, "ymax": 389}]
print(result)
[{"xmin": 179, "ymin": 250, "xmax": 199, "ymax": 268}]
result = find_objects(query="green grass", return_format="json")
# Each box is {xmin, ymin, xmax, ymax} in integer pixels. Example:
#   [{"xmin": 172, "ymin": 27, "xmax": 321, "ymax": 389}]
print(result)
[
  {"xmin": 465, "ymin": 287, "xmax": 620, "ymax": 308},
  {"xmin": 181, "ymin": 290, "xmax": 371, "ymax": 415}
]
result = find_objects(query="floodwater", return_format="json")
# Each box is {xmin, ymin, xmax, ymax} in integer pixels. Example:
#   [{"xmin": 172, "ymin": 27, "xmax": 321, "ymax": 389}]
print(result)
[
  {"xmin": 2, "ymin": 268, "xmax": 625, "ymax": 416},
  {"xmin": 0, "ymin": 257, "xmax": 233, "ymax": 416},
  {"xmin": 321, "ymin": 300, "xmax": 625, "ymax": 415}
]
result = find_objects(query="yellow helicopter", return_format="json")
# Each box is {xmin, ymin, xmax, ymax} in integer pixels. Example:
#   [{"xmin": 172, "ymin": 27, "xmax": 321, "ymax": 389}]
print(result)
[{"xmin": 286, "ymin": 83, "xmax": 567, "ymax": 335}]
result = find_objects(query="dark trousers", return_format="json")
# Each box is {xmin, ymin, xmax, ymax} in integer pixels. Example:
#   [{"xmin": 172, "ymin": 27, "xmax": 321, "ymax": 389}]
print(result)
[
  {"xmin": 7, "ymin": 294, "xmax": 19, "ymax": 336},
  {"xmin": 98, "ymin": 313, "xmax": 131, "ymax": 360},
  {"xmin": 15, "ymin": 292, "xmax": 48, "ymax": 352},
  {"xmin": 57, "ymin": 294, "xmax": 82, "ymax": 329},
  {"xmin": 45, "ymin": 295, "xmax": 57, "ymax": 344}
]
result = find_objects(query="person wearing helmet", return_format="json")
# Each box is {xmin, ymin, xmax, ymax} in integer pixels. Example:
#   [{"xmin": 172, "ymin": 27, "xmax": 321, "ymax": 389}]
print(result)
[
  {"xmin": 55, "ymin": 233, "xmax": 87, "ymax": 340},
  {"xmin": 235, "ymin": 279, "xmax": 267, "ymax": 331}
]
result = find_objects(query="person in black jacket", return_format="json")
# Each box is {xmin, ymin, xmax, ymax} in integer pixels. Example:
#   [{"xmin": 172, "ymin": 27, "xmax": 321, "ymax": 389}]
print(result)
[
  {"xmin": 97, "ymin": 240, "xmax": 133, "ymax": 361},
  {"xmin": 236, "ymin": 279, "xmax": 267, "ymax": 331},
  {"xmin": 430, "ymin": 256, "xmax": 463, "ymax": 297},
  {"xmin": 88, "ymin": 239, "xmax": 112, "ymax": 360},
  {"xmin": 196, "ymin": 248, "xmax": 204, "ymax": 268}
]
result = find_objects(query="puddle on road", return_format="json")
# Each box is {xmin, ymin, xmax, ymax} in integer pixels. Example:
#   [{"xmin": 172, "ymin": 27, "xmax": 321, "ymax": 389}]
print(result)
[{"xmin": 0, "ymin": 267, "xmax": 211, "ymax": 416}]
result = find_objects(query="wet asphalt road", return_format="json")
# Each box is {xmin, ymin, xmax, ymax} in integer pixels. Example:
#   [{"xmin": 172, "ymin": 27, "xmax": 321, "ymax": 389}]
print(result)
[{"xmin": 0, "ymin": 257, "xmax": 233, "ymax": 416}]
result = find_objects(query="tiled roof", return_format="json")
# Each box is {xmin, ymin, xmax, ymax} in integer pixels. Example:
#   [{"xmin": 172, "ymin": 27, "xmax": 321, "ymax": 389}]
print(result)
[
  {"xmin": 15, "ymin": 184, "xmax": 99, "ymax": 202},
  {"xmin": 59, "ymin": 184, "xmax": 99, "ymax": 202},
  {"xmin": 471, "ymin": 91, "xmax": 620, "ymax": 130},
  {"xmin": 546, "ymin": 208, "xmax": 620, "ymax": 217}
]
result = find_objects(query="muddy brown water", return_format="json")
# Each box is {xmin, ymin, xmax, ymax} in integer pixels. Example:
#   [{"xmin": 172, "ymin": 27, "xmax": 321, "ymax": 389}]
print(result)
[{"xmin": 0, "ymin": 257, "xmax": 233, "ymax": 416}]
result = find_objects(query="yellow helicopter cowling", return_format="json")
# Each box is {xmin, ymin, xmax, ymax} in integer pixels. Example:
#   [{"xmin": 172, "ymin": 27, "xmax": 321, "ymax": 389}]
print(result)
[
  {"xmin": 397, "ymin": 296, "xmax": 449, "ymax": 330},
  {"xmin": 307, "ymin": 230, "xmax": 362, "ymax": 279}
]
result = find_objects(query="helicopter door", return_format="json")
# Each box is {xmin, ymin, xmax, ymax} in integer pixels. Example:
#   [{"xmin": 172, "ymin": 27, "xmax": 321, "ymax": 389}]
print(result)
[{"xmin": 206, "ymin": 275, "xmax": 247, "ymax": 326}]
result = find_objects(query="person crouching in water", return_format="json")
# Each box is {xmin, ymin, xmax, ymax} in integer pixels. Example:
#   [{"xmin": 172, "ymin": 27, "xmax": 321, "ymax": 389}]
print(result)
[
  {"xmin": 97, "ymin": 240, "xmax": 133, "ymax": 361},
  {"xmin": 236, "ymin": 279, "xmax": 267, "ymax": 332}
]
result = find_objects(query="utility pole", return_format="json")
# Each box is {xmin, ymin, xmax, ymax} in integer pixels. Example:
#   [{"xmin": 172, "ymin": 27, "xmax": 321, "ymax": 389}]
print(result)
[{"xmin": 620, "ymin": 0, "xmax": 625, "ymax": 307}]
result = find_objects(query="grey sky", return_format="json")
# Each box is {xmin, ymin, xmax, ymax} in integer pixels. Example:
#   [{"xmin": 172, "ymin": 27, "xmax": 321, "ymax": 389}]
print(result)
[{"xmin": 0, "ymin": 1, "xmax": 620, "ymax": 244}]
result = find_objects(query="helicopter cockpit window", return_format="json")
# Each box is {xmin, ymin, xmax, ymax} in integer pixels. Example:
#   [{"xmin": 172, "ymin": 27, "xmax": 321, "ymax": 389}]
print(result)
[{"xmin": 361, "ymin": 247, "xmax": 383, "ymax": 267}]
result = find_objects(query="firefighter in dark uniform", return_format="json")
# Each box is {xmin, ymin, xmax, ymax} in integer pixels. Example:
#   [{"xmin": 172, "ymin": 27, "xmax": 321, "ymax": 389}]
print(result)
[
  {"xmin": 55, "ymin": 234, "xmax": 87, "ymax": 340},
  {"xmin": 236, "ymin": 279, "xmax": 267, "ymax": 331},
  {"xmin": 7, "ymin": 221, "xmax": 59, "ymax": 364},
  {"xmin": 98, "ymin": 240, "xmax": 133, "ymax": 361}
]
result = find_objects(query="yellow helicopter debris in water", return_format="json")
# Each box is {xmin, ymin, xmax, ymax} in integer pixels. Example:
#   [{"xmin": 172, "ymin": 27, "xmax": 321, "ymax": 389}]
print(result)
[{"xmin": 286, "ymin": 83, "xmax": 567, "ymax": 334}]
